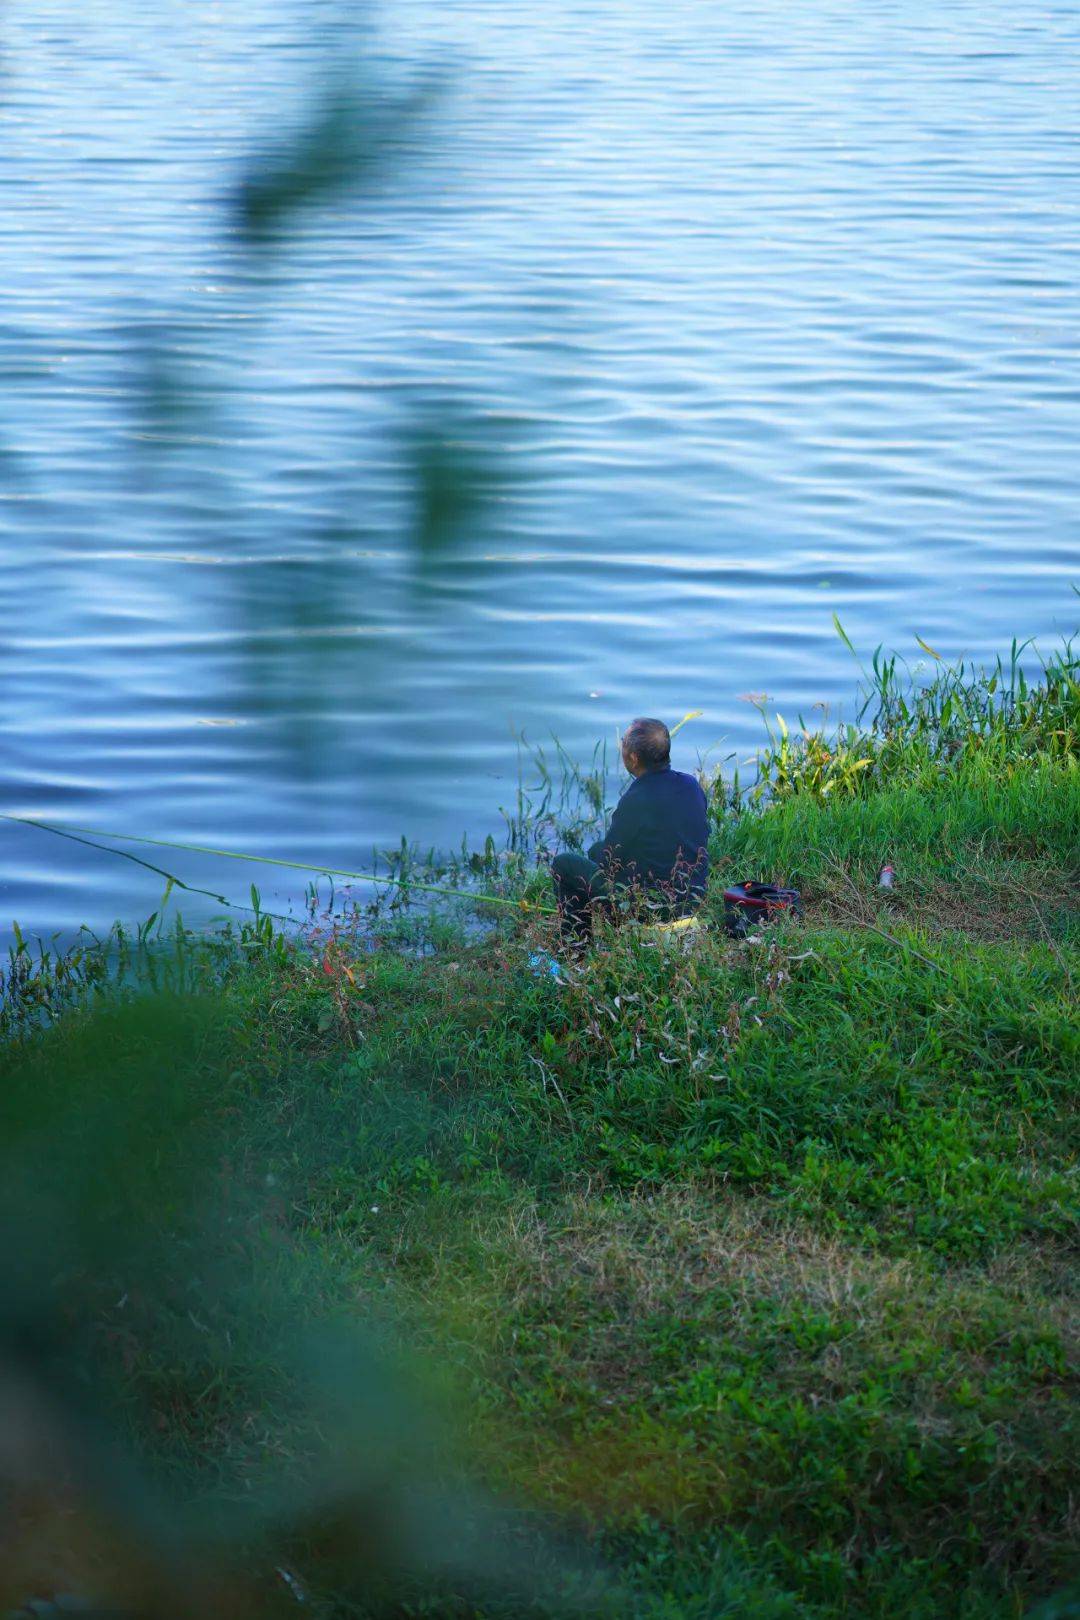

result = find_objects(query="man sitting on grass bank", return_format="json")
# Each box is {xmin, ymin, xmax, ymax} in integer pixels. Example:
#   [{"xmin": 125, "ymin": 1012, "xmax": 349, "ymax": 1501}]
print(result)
[{"xmin": 551, "ymin": 717, "xmax": 709, "ymax": 950}]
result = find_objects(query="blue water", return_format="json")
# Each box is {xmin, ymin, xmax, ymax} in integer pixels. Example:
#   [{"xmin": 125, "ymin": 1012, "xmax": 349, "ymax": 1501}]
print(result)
[{"xmin": 1, "ymin": 0, "xmax": 1077, "ymax": 941}]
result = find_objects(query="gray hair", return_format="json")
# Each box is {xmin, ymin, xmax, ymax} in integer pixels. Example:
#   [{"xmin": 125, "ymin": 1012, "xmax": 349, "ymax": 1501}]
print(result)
[{"xmin": 623, "ymin": 717, "xmax": 670, "ymax": 770}]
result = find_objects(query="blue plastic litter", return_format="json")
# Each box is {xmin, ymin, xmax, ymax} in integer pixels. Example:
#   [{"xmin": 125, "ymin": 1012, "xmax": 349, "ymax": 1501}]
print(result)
[{"xmin": 528, "ymin": 951, "xmax": 565, "ymax": 982}]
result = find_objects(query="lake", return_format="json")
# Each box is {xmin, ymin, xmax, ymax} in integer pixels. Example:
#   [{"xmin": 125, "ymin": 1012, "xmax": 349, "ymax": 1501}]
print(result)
[{"xmin": 1, "ymin": 0, "xmax": 1077, "ymax": 943}]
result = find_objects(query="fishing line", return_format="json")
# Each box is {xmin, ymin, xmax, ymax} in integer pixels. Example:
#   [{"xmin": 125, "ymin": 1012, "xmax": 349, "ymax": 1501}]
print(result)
[
  {"xmin": 0, "ymin": 814, "xmax": 558, "ymax": 917},
  {"xmin": 2, "ymin": 816, "xmax": 299, "ymax": 928}
]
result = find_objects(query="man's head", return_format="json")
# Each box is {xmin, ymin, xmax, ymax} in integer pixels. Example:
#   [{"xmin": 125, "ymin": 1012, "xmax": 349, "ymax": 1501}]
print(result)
[{"xmin": 621, "ymin": 717, "xmax": 671, "ymax": 777}]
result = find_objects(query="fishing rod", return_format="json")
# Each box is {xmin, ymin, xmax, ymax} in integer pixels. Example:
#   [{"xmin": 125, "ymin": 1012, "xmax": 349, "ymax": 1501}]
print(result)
[{"xmin": 0, "ymin": 814, "xmax": 558, "ymax": 917}]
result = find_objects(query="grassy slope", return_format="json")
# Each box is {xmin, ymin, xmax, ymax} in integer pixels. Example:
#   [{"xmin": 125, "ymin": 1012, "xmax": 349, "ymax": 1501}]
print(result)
[
  {"xmin": 3, "ymin": 649, "xmax": 1078, "ymax": 1618},
  {"xmin": 209, "ymin": 655, "xmax": 1077, "ymax": 1618}
]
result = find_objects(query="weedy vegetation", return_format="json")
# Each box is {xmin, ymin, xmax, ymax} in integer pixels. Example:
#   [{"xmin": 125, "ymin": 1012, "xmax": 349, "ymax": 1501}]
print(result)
[{"xmin": 1, "ymin": 640, "xmax": 1077, "ymax": 1619}]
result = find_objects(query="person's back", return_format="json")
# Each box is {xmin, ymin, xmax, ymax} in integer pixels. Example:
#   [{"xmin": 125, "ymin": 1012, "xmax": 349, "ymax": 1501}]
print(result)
[
  {"xmin": 588, "ymin": 760, "xmax": 709, "ymax": 902},
  {"xmin": 551, "ymin": 716, "xmax": 709, "ymax": 946}
]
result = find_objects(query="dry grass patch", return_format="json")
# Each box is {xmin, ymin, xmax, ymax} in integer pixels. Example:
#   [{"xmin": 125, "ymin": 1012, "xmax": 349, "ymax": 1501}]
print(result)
[{"xmin": 374, "ymin": 1185, "xmax": 1079, "ymax": 1598}]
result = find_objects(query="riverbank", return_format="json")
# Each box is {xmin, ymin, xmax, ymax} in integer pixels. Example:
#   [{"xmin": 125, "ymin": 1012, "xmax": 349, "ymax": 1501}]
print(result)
[{"xmin": 2, "ymin": 643, "xmax": 1077, "ymax": 1619}]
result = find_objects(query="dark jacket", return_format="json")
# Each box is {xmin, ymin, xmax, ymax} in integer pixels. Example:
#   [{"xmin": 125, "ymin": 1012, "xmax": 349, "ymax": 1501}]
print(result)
[{"xmin": 588, "ymin": 765, "xmax": 709, "ymax": 904}]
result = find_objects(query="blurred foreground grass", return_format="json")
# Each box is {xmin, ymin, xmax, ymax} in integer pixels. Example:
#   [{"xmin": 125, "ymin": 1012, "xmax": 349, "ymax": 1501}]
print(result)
[{"xmin": 1, "ymin": 642, "xmax": 1077, "ymax": 1618}]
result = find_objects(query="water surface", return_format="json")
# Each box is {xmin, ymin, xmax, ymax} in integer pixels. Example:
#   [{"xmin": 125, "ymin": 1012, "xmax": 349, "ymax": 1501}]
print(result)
[{"xmin": 1, "ymin": 0, "xmax": 1077, "ymax": 939}]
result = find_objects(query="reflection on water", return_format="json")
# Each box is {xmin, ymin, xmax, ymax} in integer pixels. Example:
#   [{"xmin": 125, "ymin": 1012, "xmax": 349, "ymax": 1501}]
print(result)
[{"xmin": 1, "ymin": 0, "xmax": 1078, "ymax": 939}]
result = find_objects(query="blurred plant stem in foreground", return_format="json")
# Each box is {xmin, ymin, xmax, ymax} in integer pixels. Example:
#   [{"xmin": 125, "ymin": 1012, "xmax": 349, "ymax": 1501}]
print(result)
[{"xmin": 0, "ymin": 995, "xmax": 603, "ymax": 1618}]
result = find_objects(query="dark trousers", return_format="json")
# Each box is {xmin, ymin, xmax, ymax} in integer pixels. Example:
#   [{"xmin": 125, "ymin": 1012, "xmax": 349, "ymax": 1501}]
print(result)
[
  {"xmin": 551, "ymin": 853, "xmax": 704, "ymax": 948},
  {"xmin": 551, "ymin": 853, "xmax": 614, "ymax": 948}
]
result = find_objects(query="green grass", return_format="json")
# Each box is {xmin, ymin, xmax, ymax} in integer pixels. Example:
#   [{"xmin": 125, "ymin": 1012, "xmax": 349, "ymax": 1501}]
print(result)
[{"xmin": 1, "ymin": 640, "xmax": 1077, "ymax": 1618}]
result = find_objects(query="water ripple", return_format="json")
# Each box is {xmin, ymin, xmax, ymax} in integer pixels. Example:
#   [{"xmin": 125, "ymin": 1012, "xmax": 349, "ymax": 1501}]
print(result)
[{"xmin": 0, "ymin": 0, "xmax": 1077, "ymax": 938}]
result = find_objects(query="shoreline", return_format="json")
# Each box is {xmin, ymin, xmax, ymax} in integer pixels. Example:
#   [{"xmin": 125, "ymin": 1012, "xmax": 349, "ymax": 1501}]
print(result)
[{"xmin": 1, "ymin": 638, "xmax": 1077, "ymax": 1618}]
